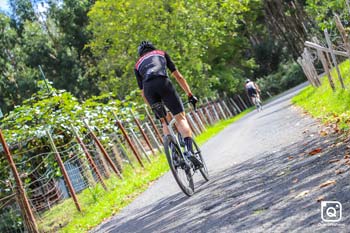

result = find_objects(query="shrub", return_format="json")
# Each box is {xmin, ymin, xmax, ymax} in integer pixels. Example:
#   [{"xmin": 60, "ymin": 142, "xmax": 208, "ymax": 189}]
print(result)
[{"xmin": 257, "ymin": 60, "xmax": 305, "ymax": 97}]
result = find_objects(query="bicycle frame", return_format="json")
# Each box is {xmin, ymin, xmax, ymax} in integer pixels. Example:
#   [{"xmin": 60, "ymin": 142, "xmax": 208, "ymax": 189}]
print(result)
[{"xmin": 163, "ymin": 116, "xmax": 192, "ymax": 166}]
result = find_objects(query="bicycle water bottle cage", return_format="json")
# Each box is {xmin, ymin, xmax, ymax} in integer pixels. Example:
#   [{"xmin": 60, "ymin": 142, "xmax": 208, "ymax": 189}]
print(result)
[{"xmin": 151, "ymin": 102, "xmax": 167, "ymax": 119}]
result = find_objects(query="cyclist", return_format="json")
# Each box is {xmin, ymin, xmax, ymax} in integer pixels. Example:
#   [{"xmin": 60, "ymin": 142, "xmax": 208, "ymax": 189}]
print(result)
[
  {"xmin": 245, "ymin": 79, "xmax": 261, "ymax": 105},
  {"xmin": 134, "ymin": 41, "xmax": 198, "ymax": 156}
]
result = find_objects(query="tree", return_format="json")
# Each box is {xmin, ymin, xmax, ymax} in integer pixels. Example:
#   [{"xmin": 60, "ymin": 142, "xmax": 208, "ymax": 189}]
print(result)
[
  {"xmin": 0, "ymin": 13, "xmax": 38, "ymax": 113},
  {"xmin": 87, "ymin": 0, "xmax": 250, "ymax": 98}
]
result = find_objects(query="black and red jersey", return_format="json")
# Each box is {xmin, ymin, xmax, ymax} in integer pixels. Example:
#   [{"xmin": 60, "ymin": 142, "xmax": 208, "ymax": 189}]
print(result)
[{"xmin": 134, "ymin": 50, "xmax": 177, "ymax": 89}]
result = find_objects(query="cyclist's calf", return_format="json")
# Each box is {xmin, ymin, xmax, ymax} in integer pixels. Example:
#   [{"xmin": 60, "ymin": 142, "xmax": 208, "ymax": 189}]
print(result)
[{"xmin": 174, "ymin": 112, "xmax": 192, "ymax": 138}]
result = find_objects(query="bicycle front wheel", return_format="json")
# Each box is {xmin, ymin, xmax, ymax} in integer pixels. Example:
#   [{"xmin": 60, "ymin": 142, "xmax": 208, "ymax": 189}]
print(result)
[
  {"xmin": 193, "ymin": 139, "xmax": 209, "ymax": 181},
  {"xmin": 164, "ymin": 135, "xmax": 194, "ymax": 196}
]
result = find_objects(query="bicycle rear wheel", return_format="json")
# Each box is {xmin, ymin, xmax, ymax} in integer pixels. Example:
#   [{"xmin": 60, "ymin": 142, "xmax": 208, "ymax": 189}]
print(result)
[
  {"xmin": 164, "ymin": 135, "xmax": 194, "ymax": 196},
  {"xmin": 193, "ymin": 139, "xmax": 209, "ymax": 181}
]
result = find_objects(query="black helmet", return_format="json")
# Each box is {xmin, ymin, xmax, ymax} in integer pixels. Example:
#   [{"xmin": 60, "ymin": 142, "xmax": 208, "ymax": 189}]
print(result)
[
  {"xmin": 137, "ymin": 41, "xmax": 156, "ymax": 56},
  {"xmin": 246, "ymin": 79, "xmax": 251, "ymax": 83}
]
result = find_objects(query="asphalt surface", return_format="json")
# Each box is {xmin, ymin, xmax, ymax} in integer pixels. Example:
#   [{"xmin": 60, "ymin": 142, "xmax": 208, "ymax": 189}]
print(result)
[{"xmin": 92, "ymin": 84, "xmax": 350, "ymax": 233}]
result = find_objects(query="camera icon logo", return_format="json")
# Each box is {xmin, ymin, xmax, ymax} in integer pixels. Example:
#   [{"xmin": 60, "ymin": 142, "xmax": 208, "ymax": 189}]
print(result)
[{"xmin": 321, "ymin": 201, "xmax": 342, "ymax": 222}]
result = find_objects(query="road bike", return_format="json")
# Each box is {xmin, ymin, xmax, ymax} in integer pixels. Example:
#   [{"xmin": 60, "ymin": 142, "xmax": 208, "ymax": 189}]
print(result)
[
  {"xmin": 252, "ymin": 94, "xmax": 263, "ymax": 112},
  {"xmin": 151, "ymin": 102, "xmax": 209, "ymax": 196}
]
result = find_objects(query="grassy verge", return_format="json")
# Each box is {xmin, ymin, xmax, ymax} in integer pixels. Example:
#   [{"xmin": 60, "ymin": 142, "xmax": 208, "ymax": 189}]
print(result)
[
  {"xmin": 39, "ymin": 109, "xmax": 251, "ymax": 232},
  {"xmin": 292, "ymin": 60, "xmax": 350, "ymax": 131}
]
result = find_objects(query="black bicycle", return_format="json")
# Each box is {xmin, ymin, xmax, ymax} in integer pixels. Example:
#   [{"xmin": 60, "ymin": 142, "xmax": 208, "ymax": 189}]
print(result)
[{"xmin": 152, "ymin": 102, "xmax": 209, "ymax": 196}]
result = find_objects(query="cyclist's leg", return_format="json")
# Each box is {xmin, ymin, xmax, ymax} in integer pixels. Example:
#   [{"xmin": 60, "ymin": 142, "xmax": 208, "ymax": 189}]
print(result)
[
  {"xmin": 143, "ymin": 79, "xmax": 170, "ymax": 135},
  {"xmin": 174, "ymin": 112, "xmax": 193, "ymax": 152},
  {"xmin": 160, "ymin": 79, "xmax": 194, "ymax": 153},
  {"xmin": 159, "ymin": 112, "xmax": 172, "ymax": 135}
]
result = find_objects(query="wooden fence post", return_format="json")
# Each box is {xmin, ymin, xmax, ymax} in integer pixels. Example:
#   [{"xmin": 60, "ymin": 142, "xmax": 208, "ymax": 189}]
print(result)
[
  {"xmin": 144, "ymin": 107, "xmax": 163, "ymax": 144},
  {"xmin": 334, "ymin": 14, "xmax": 350, "ymax": 61},
  {"xmin": 129, "ymin": 128, "xmax": 151, "ymax": 163},
  {"xmin": 186, "ymin": 113, "xmax": 201, "ymax": 135},
  {"xmin": 192, "ymin": 111, "xmax": 206, "ymax": 132},
  {"xmin": 303, "ymin": 48, "xmax": 321, "ymax": 86},
  {"xmin": 216, "ymin": 100, "xmax": 227, "ymax": 119},
  {"xmin": 130, "ymin": 110, "xmax": 156, "ymax": 156},
  {"xmin": 71, "ymin": 125, "xmax": 107, "ymax": 190},
  {"xmin": 206, "ymin": 98, "xmax": 220, "ymax": 122},
  {"xmin": 324, "ymin": 28, "xmax": 346, "ymax": 89},
  {"xmin": 113, "ymin": 113, "xmax": 145, "ymax": 168},
  {"xmin": 237, "ymin": 95, "xmax": 248, "ymax": 110},
  {"xmin": 46, "ymin": 130, "xmax": 82, "ymax": 212},
  {"xmin": 144, "ymin": 122, "xmax": 162, "ymax": 152},
  {"xmin": 222, "ymin": 100, "xmax": 233, "ymax": 117},
  {"xmin": 113, "ymin": 134, "xmax": 135, "ymax": 169},
  {"xmin": 204, "ymin": 106, "xmax": 214, "ymax": 125},
  {"xmin": 84, "ymin": 121, "xmax": 123, "ymax": 179},
  {"xmin": 230, "ymin": 98, "xmax": 242, "ymax": 113},
  {"xmin": 297, "ymin": 57, "xmax": 315, "ymax": 86},
  {"xmin": 198, "ymin": 108, "xmax": 209, "ymax": 126},
  {"xmin": 0, "ymin": 129, "xmax": 39, "ymax": 233},
  {"xmin": 312, "ymin": 37, "xmax": 336, "ymax": 91}
]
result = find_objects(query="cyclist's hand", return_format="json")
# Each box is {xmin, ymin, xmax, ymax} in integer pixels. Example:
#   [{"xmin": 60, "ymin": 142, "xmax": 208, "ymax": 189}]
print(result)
[{"xmin": 188, "ymin": 94, "xmax": 198, "ymax": 107}]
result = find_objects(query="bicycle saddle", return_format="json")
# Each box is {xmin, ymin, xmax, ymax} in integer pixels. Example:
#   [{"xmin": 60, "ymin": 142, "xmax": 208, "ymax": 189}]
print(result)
[{"xmin": 151, "ymin": 102, "xmax": 167, "ymax": 119}]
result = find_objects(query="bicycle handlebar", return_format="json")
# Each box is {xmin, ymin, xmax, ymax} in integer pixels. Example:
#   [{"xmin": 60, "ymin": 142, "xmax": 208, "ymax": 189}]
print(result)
[{"xmin": 183, "ymin": 101, "xmax": 197, "ymax": 111}]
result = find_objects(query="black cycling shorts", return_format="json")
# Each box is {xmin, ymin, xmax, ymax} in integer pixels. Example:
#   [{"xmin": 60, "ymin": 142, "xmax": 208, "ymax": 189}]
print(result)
[
  {"xmin": 143, "ymin": 77, "xmax": 184, "ymax": 116},
  {"xmin": 247, "ymin": 88, "xmax": 257, "ymax": 97}
]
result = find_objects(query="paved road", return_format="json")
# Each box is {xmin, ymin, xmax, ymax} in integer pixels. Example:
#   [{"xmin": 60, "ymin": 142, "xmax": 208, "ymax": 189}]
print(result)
[{"xmin": 92, "ymin": 84, "xmax": 350, "ymax": 233}]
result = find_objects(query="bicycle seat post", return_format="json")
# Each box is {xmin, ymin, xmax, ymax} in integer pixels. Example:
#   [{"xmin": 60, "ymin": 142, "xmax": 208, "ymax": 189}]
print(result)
[{"xmin": 163, "ymin": 116, "xmax": 169, "ymax": 126}]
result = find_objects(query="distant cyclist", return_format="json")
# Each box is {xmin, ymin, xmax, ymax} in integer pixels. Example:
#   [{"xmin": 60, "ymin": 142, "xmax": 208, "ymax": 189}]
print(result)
[
  {"xmin": 245, "ymin": 79, "xmax": 261, "ymax": 107},
  {"xmin": 134, "ymin": 41, "xmax": 198, "ymax": 156}
]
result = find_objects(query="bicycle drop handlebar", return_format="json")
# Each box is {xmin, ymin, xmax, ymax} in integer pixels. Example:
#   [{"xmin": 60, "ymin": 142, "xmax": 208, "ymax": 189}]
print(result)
[{"xmin": 183, "ymin": 101, "xmax": 197, "ymax": 112}]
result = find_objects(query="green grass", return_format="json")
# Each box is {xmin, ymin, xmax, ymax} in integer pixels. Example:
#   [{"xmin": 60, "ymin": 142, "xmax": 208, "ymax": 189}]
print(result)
[
  {"xmin": 292, "ymin": 60, "xmax": 350, "ymax": 131},
  {"xmin": 38, "ymin": 109, "xmax": 251, "ymax": 233},
  {"xmin": 195, "ymin": 109, "xmax": 252, "ymax": 145}
]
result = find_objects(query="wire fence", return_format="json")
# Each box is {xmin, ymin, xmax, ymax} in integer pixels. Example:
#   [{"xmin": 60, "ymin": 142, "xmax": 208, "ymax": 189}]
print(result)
[{"xmin": 0, "ymin": 97, "xmax": 249, "ymax": 232}]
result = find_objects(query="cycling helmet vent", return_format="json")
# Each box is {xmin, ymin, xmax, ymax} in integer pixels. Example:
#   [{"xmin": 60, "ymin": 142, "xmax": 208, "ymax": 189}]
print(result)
[{"xmin": 138, "ymin": 41, "xmax": 156, "ymax": 56}]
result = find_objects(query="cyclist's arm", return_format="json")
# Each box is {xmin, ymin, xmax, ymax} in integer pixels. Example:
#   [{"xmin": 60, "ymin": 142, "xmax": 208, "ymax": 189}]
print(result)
[
  {"xmin": 164, "ymin": 52, "xmax": 192, "ymax": 96},
  {"xmin": 171, "ymin": 70, "xmax": 192, "ymax": 96}
]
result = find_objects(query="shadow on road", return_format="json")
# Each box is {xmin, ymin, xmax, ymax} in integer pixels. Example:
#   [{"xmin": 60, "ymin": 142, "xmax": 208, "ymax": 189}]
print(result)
[{"xmin": 100, "ymin": 130, "xmax": 350, "ymax": 233}]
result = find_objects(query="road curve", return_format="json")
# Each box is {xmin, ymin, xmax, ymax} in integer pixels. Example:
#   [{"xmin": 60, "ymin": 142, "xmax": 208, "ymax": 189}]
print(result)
[{"xmin": 92, "ymin": 84, "xmax": 350, "ymax": 233}]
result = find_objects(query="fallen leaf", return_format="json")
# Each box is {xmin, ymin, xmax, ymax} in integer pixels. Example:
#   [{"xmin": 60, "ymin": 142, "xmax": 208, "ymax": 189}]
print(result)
[
  {"xmin": 276, "ymin": 171, "xmax": 285, "ymax": 177},
  {"xmin": 336, "ymin": 142, "xmax": 343, "ymax": 147},
  {"xmin": 320, "ymin": 130, "xmax": 328, "ymax": 136},
  {"xmin": 319, "ymin": 180, "xmax": 336, "ymax": 188},
  {"xmin": 344, "ymin": 154, "xmax": 350, "ymax": 160},
  {"xmin": 316, "ymin": 196, "xmax": 325, "ymax": 202},
  {"xmin": 336, "ymin": 170, "xmax": 345, "ymax": 175},
  {"xmin": 309, "ymin": 148, "xmax": 322, "ymax": 156},
  {"xmin": 296, "ymin": 190, "xmax": 309, "ymax": 198},
  {"xmin": 328, "ymin": 159, "xmax": 340, "ymax": 164},
  {"xmin": 292, "ymin": 178, "xmax": 298, "ymax": 184},
  {"xmin": 288, "ymin": 156, "xmax": 294, "ymax": 160}
]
